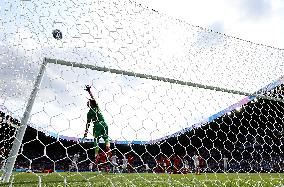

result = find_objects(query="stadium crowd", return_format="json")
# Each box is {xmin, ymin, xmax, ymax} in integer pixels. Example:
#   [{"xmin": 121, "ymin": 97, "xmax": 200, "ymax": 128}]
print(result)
[{"xmin": 1, "ymin": 96, "xmax": 284, "ymax": 175}]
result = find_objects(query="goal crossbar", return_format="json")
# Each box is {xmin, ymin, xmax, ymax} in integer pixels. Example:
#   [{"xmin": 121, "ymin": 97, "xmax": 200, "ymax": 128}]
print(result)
[{"xmin": 46, "ymin": 58, "xmax": 284, "ymax": 103}]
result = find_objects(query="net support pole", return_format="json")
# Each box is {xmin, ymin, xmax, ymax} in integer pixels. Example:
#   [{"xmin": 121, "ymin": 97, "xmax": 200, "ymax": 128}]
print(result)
[
  {"xmin": 46, "ymin": 58, "xmax": 284, "ymax": 103},
  {"xmin": 1, "ymin": 58, "xmax": 48, "ymax": 183}
]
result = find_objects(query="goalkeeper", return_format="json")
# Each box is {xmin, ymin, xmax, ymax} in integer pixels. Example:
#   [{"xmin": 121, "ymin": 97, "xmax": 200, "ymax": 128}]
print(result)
[{"xmin": 84, "ymin": 85, "xmax": 110, "ymax": 158}]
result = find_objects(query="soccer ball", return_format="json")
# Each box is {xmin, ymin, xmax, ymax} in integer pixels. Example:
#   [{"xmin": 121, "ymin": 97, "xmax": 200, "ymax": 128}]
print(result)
[{"xmin": 52, "ymin": 29, "xmax": 63, "ymax": 40}]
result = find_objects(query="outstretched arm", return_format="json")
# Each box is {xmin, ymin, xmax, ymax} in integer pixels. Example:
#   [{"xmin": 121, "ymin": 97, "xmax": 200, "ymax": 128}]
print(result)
[
  {"xmin": 85, "ymin": 85, "xmax": 95, "ymax": 100},
  {"xmin": 84, "ymin": 120, "xmax": 90, "ymax": 138},
  {"xmin": 84, "ymin": 85, "xmax": 94, "ymax": 138}
]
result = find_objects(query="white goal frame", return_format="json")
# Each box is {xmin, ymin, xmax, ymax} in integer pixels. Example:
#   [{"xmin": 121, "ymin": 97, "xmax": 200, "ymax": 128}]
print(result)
[{"xmin": 2, "ymin": 57, "xmax": 283, "ymax": 182}]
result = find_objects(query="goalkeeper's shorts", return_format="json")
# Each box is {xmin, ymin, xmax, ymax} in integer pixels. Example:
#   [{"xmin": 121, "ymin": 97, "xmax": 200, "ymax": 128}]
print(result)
[{"xmin": 93, "ymin": 122, "xmax": 109, "ymax": 142}]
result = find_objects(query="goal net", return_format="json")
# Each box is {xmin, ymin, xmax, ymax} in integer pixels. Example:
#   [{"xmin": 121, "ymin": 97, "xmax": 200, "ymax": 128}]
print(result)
[{"xmin": 1, "ymin": 0, "xmax": 284, "ymax": 186}]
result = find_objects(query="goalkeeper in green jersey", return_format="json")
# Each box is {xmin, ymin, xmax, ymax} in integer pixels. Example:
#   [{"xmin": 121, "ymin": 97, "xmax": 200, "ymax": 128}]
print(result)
[{"xmin": 84, "ymin": 85, "xmax": 110, "ymax": 157}]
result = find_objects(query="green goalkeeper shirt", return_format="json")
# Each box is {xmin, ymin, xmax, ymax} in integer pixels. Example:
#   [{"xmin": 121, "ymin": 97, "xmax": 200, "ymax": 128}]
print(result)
[{"xmin": 87, "ymin": 106, "xmax": 107, "ymax": 126}]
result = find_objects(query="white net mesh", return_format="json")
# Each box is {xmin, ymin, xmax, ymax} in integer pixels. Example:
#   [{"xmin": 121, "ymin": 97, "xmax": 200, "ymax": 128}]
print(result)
[{"xmin": 1, "ymin": 0, "xmax": 284, "ymax": 186}]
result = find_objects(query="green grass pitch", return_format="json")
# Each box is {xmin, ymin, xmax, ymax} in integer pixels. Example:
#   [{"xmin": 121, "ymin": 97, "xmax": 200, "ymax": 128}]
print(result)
[{"xmin": 0, "ymin": 172, "xmax": 283, "ymax": 187}]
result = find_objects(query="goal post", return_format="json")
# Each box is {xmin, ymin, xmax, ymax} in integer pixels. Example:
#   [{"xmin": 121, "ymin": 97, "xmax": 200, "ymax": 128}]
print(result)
[
  {"xmin": 2, "ymin": 59, "xmax": 48, "ymax": 183},
  {"xmin": 2, "ymin": 57, "xmax": 284, "ymax": 183}
]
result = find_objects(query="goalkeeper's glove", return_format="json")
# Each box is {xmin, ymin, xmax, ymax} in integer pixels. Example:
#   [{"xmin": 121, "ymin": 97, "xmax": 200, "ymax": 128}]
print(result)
[{"xmin": 84, "ymin": 85, "xmax": 91, "ymax": 92}]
